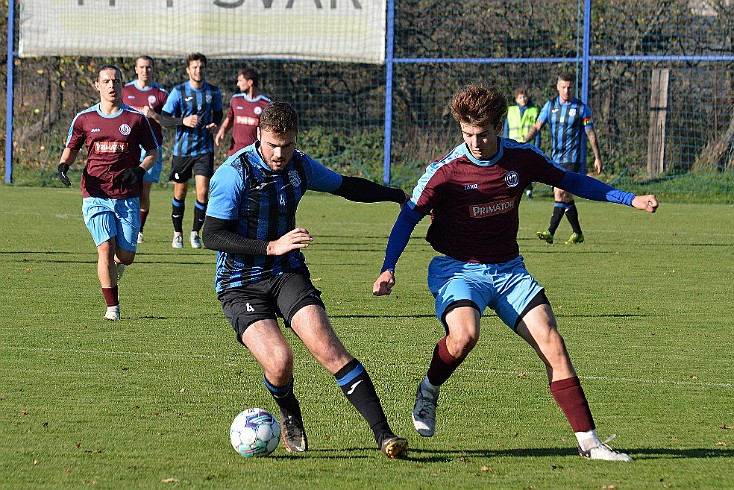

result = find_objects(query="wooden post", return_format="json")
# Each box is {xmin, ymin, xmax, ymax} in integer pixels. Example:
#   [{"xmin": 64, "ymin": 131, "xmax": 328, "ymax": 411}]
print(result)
[{"xmin": 647, "ymin": 69, "xmax": 669, "ymax": 178}]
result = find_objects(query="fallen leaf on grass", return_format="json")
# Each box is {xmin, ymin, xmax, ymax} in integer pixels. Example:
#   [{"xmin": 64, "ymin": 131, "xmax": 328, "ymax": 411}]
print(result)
[{"xmin": 161, "ymin": 478, "xmax": 179, "ymax": 483}]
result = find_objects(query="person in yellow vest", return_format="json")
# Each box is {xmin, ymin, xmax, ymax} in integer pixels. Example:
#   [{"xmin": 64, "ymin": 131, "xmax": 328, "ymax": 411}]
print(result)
[{"xmin": 504, "ymin": 87, "xmax": 540, "ymax": 199}]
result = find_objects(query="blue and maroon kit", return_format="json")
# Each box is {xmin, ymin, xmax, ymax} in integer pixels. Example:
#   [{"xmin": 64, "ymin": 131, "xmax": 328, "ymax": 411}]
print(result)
[{"xmin": 381, "ymin": 138, "xmax": 634, "ymax": 271}]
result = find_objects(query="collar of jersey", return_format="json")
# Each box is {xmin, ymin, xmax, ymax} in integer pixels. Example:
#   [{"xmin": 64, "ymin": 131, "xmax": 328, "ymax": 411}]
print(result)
[
  {"xmin": 459, "ymin": 138, "xmax": 503, "ymax": 167},
  {"xmin": 94, "ymin": 104, "xmax": 123, "ymax": 119}
]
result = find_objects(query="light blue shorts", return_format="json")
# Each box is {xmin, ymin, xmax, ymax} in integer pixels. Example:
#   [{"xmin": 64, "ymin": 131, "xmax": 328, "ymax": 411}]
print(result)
[
  {"xmin": 82, "ymin": 197, "xmax": 140, "ymax": 252},
  {"xmin": 142, "ymin": 145, "xmax": 164, "ymax": 183},
  {"xmin": 427, "ymin": 255, "xmax": 543, "ymax": 331}
]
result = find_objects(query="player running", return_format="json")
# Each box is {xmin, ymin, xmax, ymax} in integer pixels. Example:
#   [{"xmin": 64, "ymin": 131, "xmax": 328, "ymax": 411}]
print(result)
[
  {"xmin": 58, "ymin": 65, "xmax": 158, "ymax": 320},
  {"xmin": 373, "ymin": 83, "xmax": 658, "ymax": 461},
  {"xmin": 202, "ymin": 101, "xmax": 409, "ymax": 459}
]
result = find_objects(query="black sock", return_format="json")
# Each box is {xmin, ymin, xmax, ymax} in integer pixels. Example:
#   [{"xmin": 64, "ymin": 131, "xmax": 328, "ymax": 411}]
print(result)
[
  {"xmin": 193, "ymin": 200, "xmax": 207, "ymax": 233},
  {"xmin": 548, "ymin": 201, "xmax": 565, "ymax": 234},
  {"xmin": 171, "ymin": 198, "xmax": 185, "ymax": 233},
  {"xmin": 564, "ymin": 201, "xmax": 583, "ymax": 235},
  {"xmin": 335, "ymin": 359, "xmax": 392, "ymax": 445},
  {"xmin": 264, "ymin": 376, "xmax": 302, "ymax": 417}
]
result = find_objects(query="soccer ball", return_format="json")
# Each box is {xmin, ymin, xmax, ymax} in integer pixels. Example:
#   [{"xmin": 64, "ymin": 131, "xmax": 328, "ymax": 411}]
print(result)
[{"xmin": 229, "ymin": 408, "xmax": 281, "ymax": 457}]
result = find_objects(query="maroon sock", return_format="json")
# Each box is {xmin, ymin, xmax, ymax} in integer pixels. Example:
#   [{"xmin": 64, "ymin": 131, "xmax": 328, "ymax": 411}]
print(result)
[
  {"xmin": 140, "ymin": 210, "xmax": 149, "ymax": 231},
  {"xmin": 102, "ymin": 286, "xmax": 119, "ymax": 307},
  {"xmin": 550, "ymin": 376, "xmax": 595, "ymax": 432},
  {"xmin": 426, "ymin": 337, "xmax": 464, "ymax": 386}
]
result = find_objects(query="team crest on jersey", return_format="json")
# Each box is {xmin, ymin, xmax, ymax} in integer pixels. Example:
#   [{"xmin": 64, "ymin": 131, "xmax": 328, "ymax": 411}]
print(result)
[
  {"xmin": 569, "ymin": 108, "xmax": 577, "ymax": 117},
  {"xmin": 119, "ymin": 124, "xmax": 131, "ymax": 136},
  {"xmin": 254, "ymin": 107, "xmax": 263, "ymax": 115},
  {"xmin": 206, "ymin": 94, "xmax": 212, "ymax": 103},
  {"xmin": 148, "ymin": 95, "xmax": 156, "ymax": 105},
  {"xmin": 288, "ymin": 169, "xmax": 301, "ymax": 188},
  {"xmin": 504, "ymin": 171, "xmax": 520, "ymax": 187}
]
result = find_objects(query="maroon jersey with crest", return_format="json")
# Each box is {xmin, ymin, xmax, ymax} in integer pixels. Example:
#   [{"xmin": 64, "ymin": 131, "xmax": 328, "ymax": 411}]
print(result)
[
  {"xmin": 122, "ymin": 81, "xmax": 168, "ymax": 144},
  {"xmin": 65, "ymin": 104, "xmax": 158, "ymax": 199},
  {"xmin": 226, "ymin": 93, "xmax": 271, "ymax": 155},
  {"xmin": 412, "ymin": 138, "xmax": 566, "ymax": 263}
]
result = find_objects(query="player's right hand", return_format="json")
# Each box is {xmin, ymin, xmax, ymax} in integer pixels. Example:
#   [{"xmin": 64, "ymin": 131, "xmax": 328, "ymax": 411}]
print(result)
[
  {"xmin": 266, "ymin": 228, "xmax": 313, "ymax": 256},
  {"xmin": 373, "ymin": 270, "xmax": 396, "ymax": 296},
  {"xmin": 58, "ymin": 163, "xmax": 71, "ymax": 187}
]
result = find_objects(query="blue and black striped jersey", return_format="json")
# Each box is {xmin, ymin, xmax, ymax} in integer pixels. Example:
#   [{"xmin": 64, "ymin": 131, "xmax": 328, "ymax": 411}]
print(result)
[
  {"xmin": 207, "ymin": 143, "xmax": 342, "ymax": 292},
  {"xmin": 537, "ymin": 97, "xmax": 593, "ymax": 166},
  {"xmin": 162, "ymin": 81, "xmax": 223, "ymax": 157}
]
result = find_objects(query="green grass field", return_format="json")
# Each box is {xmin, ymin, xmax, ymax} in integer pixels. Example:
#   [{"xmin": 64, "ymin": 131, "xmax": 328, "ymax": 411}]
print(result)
[{"xmin": 1, "ymin": 186, "xmax": 732, "ymax": 489}]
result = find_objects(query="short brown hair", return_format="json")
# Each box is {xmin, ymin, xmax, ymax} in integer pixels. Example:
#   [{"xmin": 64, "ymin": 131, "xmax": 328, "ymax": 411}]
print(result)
[
  {"xmin": 238, "ymin": 67, "xmax": 260, "ymax": 87},
  {"xmin": 513, "ymin": 87, "xmax": 528, "ymax": 98},
  {"xmin": 558, "ymin": 71, "xmax": 574, "ymax": 83},
  {"xmin": 259, "ymin": 101, "xmax": 298, "ymax": 134},
  {"xmin": 451, "ymin": 84, "xmax": 507, "ymax": 129},
  {"xmin": 186, "ymin": 52, "xmax": 207, "ymax": 67}
]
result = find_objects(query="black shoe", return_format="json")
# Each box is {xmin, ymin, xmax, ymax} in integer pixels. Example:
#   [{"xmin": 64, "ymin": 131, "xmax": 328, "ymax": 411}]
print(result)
[
  {"xmin": 379, "ymin": 434, "xmax": 408, "ymax": 459},
  {"xmin": 280, "ymin": 409, "xmax": 308, "ymax": 452}
]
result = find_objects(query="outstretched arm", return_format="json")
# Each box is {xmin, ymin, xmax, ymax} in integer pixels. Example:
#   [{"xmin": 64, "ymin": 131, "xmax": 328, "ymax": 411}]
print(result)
[
  {"xmin": 372, "ymin": 205, "xmax": 423, "ymax": 295},
  {"xmin": 557, "ymin": 172, "xmax": 658, "ymax": 212},
  {"xmin": 330, "ymin": 175, "xmax": 408, "ymax": 204}
]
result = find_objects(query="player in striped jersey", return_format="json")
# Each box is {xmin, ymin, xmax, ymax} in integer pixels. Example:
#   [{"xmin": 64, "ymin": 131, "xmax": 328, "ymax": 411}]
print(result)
[
  {"xmin": 524, "ymin": 72, "xmax": 603, "ymax": 244},
  {"xmin": 373, "ymin": 84, "xmax": 658, "ymax": 461},
  {"xmin": 202, "ymin": 102, "xmax": 409, "ymax": 459},
  {"xmin": 215, "ymin": 67, "xmax": 271, "ymax": 156},
  {"xmin": 57, "ymin": 65, "xmax": 158, "ymax": 320},
  {"xmin": 159, "ymin": 53, "xmax": 223, "ymax": 250},
  {"xmin": 122, "ymin": 55, "xmax": 168, "ymax": 244}
]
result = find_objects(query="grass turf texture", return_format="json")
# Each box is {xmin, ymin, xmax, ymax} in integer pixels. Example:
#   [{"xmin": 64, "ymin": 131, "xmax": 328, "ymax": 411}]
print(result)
[{"xmin": 1, "ymin": 186, "xmax": 732, "ymax": 489}]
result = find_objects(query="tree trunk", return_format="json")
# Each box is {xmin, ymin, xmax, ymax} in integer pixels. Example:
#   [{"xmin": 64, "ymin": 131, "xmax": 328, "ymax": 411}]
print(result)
[{"xmin": 695, "ymin": 114, "xmax": 734, "ymax": 172}]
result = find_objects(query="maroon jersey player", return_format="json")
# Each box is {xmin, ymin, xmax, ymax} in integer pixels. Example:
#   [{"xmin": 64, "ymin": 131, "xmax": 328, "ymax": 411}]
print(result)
[
  {"xmin": 215, "ymin": 67, "xmax": 271, "ymax": 156},
  {"xmin": 58, "ymin": 65, "xmax": 158, "ymax": 320}
]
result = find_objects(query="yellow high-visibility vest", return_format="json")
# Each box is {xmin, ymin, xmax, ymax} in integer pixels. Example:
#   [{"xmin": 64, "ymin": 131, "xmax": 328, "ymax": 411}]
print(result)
[{"xmin": 506, "ymin": 105, "xmax": 539, "ymax": 144}]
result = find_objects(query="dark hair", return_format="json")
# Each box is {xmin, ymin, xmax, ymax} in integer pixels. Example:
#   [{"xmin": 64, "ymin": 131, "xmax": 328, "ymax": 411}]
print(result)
[
  {"xmin": 259, "ymin": 101, "xmax": 298, "ymax": 134},
  {"xmin": 451, "ymin": 84, "xmax": 507, "ymax": 129},
  {"xmin": 238, "ymin": 67, "xmax": 260, "ymax": 87},
  {"xmin": 135, "ymin": 55, "xmax": 154, "ymax": 68},
  {"xmin": 513, "ymin": 87, "xmax": 528, "ymax": 98},
  {"xmin": 186, "ymin": 52, "xmax": 208, "ymax": 67},
  {"xmin": 98, "ymin": 64, "xmax": 122, "ymax": 81},
  {"xmin": 558, "ymin": 71, "xmax": 574, "ymax": 83}
]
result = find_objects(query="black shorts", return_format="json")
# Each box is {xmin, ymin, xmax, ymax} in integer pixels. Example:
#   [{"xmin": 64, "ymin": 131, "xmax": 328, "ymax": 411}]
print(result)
[
  {"xmin": 169, "ymin": 154, "xmax": 215, "ymax": 182},
  {"xmin": 559, "ymin": 161, "xmax": 584, "ymax": 174},
  {"xmin": 218, "ymin": 271, "xmax": 325, "ymax": 344}
]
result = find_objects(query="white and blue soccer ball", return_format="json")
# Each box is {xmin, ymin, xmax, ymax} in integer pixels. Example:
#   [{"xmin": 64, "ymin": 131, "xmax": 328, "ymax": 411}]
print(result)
[{"xmin": 229, "ymin": 408, "xmax": 281, "ymax": 457}]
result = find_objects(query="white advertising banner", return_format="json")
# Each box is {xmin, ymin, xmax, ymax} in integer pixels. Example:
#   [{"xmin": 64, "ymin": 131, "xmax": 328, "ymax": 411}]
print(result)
[{"xmin": 18, "ymin": 0, "xmax": 387, "ymax": 64}]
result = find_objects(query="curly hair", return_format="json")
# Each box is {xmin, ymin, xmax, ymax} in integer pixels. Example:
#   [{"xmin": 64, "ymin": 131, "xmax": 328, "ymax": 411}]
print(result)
[
  {"xmin": 259, "ymin": 101, "xmax": 298, "ymax": 134},
  {"xmin": 451, "ymin": 84, "xmax": 507, "ymax": 129}
]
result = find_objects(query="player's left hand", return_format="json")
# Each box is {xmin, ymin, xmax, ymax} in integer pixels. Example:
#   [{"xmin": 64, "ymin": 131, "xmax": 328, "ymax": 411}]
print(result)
[
  {"xmin": 631, "ymin": 194, "xmax": 659, "ymax": 213},
  {"xmin": 205, "ymin": 123, "xmax": 218, "ymax": 135},
  {"xmin": 373, "ymin": 270, "xmax": 396, "ymax": 296},
  {"xmin": 594, "ymin": 158, "xmax": 603, "ymax": 174},
  {"xmin": 120, "ymin": 166, "xmax": 146, "ymax": 187}
]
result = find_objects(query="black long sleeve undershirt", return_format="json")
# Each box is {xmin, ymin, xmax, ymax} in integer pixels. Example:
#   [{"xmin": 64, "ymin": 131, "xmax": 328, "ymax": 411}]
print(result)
[
  {"xmin": 201, "ymin": 216, "xmax": 268, "ymax": 255},
  {"xmin": 202, "ymin": 176, "xmax": 404, "ymax": 255},
  {"xmin": 330, "ymin": 175, "xmax": 406, "ymax": 203}
]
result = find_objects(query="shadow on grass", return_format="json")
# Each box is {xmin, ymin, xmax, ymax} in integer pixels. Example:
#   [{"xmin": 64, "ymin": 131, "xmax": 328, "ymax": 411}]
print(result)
[{"xmin": 317, "ymin": 446, "xmax": 734, "ymax": 462}]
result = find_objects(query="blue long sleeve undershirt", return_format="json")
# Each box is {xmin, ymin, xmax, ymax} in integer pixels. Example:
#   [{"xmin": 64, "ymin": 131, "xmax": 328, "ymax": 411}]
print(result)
[
  {"xmin": 380, "ymin": 172, "xmax": 636, "ymax": 272},
  {"xmin": 558, "ymin": 172, "xmax": 635, "ymax": 206}
]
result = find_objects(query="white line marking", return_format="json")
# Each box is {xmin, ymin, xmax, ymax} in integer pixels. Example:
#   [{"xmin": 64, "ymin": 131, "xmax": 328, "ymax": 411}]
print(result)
[{"xmin": 3, "ymin": 346, "xmax": 731, "ymax": 388}]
